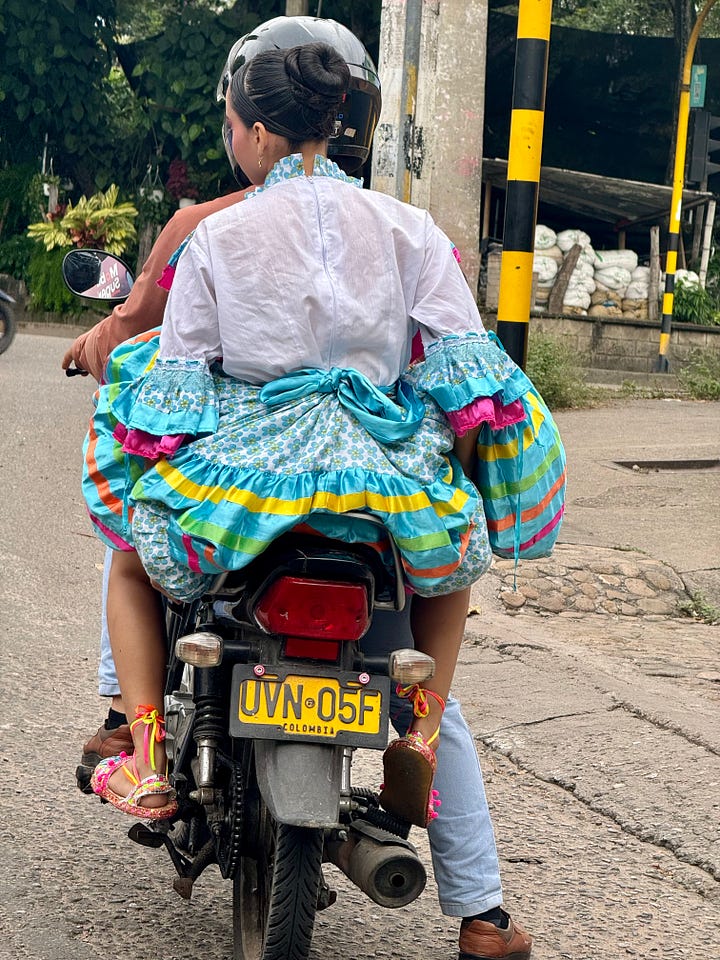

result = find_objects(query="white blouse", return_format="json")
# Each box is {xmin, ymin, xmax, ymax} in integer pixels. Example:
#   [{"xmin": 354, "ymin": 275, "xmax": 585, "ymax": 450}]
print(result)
[{"xmin": 159, "ymin": 158, "xmax": 485, "ymax": 387}]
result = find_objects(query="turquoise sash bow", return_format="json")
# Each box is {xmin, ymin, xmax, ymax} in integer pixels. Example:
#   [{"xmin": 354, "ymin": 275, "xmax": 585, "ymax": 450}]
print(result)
[{"xmin": 259, "ymin": 367, "xmax": 425, "ymax": 444}]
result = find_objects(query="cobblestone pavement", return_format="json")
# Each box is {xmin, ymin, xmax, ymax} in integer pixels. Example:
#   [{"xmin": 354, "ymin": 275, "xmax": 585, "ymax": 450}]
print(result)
[{"xmin": 490, "ymin": 543, "xmax": 694, "ymax": 620}]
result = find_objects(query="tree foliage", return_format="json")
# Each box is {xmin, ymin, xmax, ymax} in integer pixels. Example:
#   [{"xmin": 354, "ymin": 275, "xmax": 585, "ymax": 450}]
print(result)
[
  {"xmin": 0, "ymin": 1, "xmax": 281, "ymax": 201},
  {"xmin": 0, "ymin": 0, "xmax": 118, "ymax": 189},
  {"xmin": 494, "ymin": 0, "xmax": 720, "ymax": 37},
  {"xmin": 0, "ymin": 0, "xmax": 386, "ymax": 209}
]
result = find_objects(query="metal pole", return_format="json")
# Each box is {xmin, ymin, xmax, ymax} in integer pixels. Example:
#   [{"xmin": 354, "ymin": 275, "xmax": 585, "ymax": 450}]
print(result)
[
  {"xmin": 654, "ymin": 0, "xmax": 718, "ymax": 372},
  {"xmin": 496, "ymin": 0, "xmax": 552, "ymax": 370}
]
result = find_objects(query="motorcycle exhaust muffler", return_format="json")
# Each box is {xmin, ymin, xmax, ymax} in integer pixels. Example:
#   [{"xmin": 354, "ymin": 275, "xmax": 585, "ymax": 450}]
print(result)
[{"xmin": 325, "ymin": 820, "xmax": 426, "ymax": 908}]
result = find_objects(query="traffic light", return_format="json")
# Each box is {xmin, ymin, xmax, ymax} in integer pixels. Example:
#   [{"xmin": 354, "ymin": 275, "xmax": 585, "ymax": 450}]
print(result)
[{"xmin": 688, "ymin": 109, "xmax": 720, "ymax": 184}]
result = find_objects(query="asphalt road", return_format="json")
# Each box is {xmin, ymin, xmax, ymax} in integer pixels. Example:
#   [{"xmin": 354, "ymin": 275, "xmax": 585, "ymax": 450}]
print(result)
[{"xmin": 1, "ymin": 331, "xmax": 718, "ymax": 960}]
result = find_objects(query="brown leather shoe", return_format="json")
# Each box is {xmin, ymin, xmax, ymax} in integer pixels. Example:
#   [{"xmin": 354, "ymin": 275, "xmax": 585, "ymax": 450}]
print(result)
[
  {"xmin": 76, "ymin": 722, "xmax": 133, "ymax": 794},
  {"xmin": 459, "ymin": 912, "xmax": 532, "ymax": 960}
]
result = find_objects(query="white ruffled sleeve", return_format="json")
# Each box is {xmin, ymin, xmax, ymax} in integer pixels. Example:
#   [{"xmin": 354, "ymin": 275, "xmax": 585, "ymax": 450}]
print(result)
[
  {"xmin": 158, "ymin": 222, "xmax": 222, "ymax": 364},
  {"xmin": 407, "ymin": 218, "xmax": 532, "ymax": 433},
  {"xmin": 109, "ymin": 227, "xmax": 222, "ymax": 447}
]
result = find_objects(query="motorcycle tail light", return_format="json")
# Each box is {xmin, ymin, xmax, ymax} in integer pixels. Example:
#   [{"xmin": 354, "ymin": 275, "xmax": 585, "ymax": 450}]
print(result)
[
  {"xmin": 254, "ymin": 576, "xmax": 370, "ymax": 641},
  {"xmin": 389, "ymin": 648, "xmax": 435, "ymax": 685},
  {"xmin": 176, "ymin": 631, "xmax": 224, "ymax": 667}
]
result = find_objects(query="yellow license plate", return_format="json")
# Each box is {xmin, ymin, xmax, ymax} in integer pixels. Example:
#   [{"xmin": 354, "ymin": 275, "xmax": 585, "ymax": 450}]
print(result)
[{"xmin": 230, "ymin": 666, "xmax": 389, "ymax": 748}]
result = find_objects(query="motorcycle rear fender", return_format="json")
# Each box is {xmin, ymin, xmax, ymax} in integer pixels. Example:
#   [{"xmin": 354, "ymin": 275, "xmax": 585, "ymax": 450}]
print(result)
[{"xmin": 254, "ymin": 740, "xmax": 343, "ymax": 828}]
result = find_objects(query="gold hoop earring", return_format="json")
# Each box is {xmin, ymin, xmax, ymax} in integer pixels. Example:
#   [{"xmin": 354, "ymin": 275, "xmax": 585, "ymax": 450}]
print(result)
[{"xmin": 258, "ymin": 157, "xmax": 263, "ymax": 169}]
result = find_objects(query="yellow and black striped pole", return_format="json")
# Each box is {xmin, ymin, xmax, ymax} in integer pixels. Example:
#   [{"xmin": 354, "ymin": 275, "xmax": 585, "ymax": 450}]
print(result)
[
  {"xmin": 496, "ymin": 0, "xmax": 552, "ymax": 370},
  {"xmin": 655, "ymin": 0, "xmax": 718, "ymax": 372}
]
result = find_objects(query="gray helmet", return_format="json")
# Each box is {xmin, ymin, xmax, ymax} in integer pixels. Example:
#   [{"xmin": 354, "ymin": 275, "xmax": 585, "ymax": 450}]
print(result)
[{"xmin": 217, "ymin": 16, "xmax": 381, "ymax": 179}]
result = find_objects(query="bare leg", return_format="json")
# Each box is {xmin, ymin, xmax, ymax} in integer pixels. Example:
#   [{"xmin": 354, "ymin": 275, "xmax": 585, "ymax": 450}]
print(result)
[
  {"xmin": 409, "ymin": 587, "xmax": 471, "ymax": 739},
  {"xmin": 402, "ymin": 424, "xmax": 478, "ymax": 734},
  {"xmin": 106, "ymin": 550, "xmax": 168, "ymax": 807},
  {"xmin": 381, "ymin": 426, "xmax": 479, "ymax": 827},
  {"xmin": 110, "ymin": 695, "xmax": 125, "ymax": 714}
]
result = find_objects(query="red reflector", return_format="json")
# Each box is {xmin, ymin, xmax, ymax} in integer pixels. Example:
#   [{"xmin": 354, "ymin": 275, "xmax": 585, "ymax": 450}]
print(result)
[
  {"xmin": 254, "ymin": 577, "xmax": 370, "ymax": 641},
  {"xmin": 284, "ymin": 638, "xmax": 341, "ymax": 661}
]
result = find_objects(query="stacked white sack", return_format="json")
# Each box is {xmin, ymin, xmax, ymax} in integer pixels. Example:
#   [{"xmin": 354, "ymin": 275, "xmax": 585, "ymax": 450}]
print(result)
[
  {"xmin": 594, "ymin": 265, "xmax": 633, "ymax": 292},
  {"xmin": 675, "ymin": 269, "xmax": 701, "ymax": 287},
  {"xmin": 533, "ymin": 253, "xmax": 559, "ymax": 285},
  {"xmin": 534, "ymin": 224, "xmax": 557, "ymax": 250},
  {"xmin": 656, "ymin": 269, "xmax": 700, "ymax": 304},
  {"xmin": 533, "ymin": 225, "xmax": 559, "ymax": 307},
  {"xmin": 622, "ymin": 265, "xmax": 650, "ymax": 303},
  {"xmin": 593, "ymin": 249, "xmax": 638, "ymax": 271},
  {"xmin": 556, "ymin": 228, "xmax": 591, "ymax": 252},
  {"xmin": 563, "ymin": 257, "xmax": 596, "ymax": 311},
  {"xmin": 540, "ymin": 229, "xmax": 595, "ymax": 313},
  {"xmin": 593, "ymin": 249, "xmax": 636, "ymax": 309},
  {"xmin": 578, "ymin": 245, "xmax": 597, "ymax": 268},
  {"xmin": 566, "ymin": 238, "xmax": 595, "ymax": 313}
]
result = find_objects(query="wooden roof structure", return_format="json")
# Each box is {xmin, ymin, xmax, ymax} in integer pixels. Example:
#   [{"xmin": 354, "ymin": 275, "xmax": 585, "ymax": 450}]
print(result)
[{"xmin": 481, "ymin": 158, "xmax": 714, "ymax": 230}]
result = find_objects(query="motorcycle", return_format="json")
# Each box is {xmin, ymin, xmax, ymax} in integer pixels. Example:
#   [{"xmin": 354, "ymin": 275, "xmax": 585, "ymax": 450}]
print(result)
[
  {"xmin": 63, "ymin": 250, "xmax": 432, "ymax": 960},
  {"xmin": 0, "ymin": 286, "xmax": 17, "ymax": 355}
]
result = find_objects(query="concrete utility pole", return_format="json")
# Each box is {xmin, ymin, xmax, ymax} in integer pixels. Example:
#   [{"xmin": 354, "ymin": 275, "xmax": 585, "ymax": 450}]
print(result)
[
  {"xmin": 372, "ymin": 1, "xmax": 488, "ymax": 296},
  {"xmin": 285, "ymin": 1, "xmax": 309, "ymax": 16},
  {"xmin": 372, "ymin": 0, "xmax": 423, "ymax": 204}
]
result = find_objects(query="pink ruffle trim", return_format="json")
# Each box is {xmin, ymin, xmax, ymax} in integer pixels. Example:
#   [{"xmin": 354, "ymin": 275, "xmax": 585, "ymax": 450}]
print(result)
[
  {"xmin": 447, "ymin": 396, "xmax": 525, "ymax": 437},
  {"xmin": 410, "ymin": 331, "xmax": 425, "ymax": 364},
  {"xmin": 113, "ymin": 422, "xmax": 186, "ymax": 459},
  {"xmin": 157, "ymin": 264, "xmax": 176, "ymax": 291}
]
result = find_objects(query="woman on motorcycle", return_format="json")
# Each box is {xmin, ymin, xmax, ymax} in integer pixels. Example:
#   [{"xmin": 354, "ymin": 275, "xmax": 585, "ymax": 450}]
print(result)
[{"xmin": 86, "ymin": 40, "xmax": 533, "ymax": 828}]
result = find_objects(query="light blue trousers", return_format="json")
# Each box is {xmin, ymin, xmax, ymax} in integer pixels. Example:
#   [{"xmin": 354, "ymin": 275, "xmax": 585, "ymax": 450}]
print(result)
[{"xmin": 97, "ymin": 548, "xmax": 503, "ymax": 916}]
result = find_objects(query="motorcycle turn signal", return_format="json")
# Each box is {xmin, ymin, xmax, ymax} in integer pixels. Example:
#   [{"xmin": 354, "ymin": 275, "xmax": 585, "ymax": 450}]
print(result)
[
  {"xmin": 388, "ymin": 648, "xmax": 435, "ymax": 685},
  {"xmin": 176, "ymin": 631, "xmax": 224, "ymax": 667}
]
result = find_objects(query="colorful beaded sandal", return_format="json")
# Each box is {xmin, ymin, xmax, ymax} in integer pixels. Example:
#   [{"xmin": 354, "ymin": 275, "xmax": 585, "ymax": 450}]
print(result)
[
  {"xmin": 90, "ymin": 705, "xmax": 177, "ymax": 821},
  {"xmin": 379, "ymin": 684, "xmax": 445, "ymax": 828}
]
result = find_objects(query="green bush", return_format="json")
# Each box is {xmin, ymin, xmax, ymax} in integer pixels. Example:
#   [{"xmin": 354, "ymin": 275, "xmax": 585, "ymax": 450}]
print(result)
[
  {"xmin": 525, "ymin": 331, "xmax": 593, "ymax": 409},
  {"xmin": 0, "ymin": 234, "xmax": 34, "ymax": 286},
  {"xmin": 677, "ymin": 348, "xmax": 720, "ymax": 401},
  {"xmin": 27, "ymin": 247, "xmax": 79, "ymax": 313},
  {"xmin": 0, "ymin": 163, "xmax": 42, "ymax": 237},
  {"xmin": 673, "ymin": 280, "xmax": 720, "ymax": 327}
]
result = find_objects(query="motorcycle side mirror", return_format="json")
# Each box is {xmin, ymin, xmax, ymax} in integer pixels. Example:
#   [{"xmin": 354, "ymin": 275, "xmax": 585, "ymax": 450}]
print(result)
[{"xmin": 62, "ymin": 249, "xmax": 135, "ymax": 302}]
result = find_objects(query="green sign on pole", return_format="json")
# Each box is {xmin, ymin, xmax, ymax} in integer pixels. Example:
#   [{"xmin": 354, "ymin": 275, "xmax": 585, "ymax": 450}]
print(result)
[{"xmin": 691, "ymin": 64, "xmax": 707, "ymax": 108}]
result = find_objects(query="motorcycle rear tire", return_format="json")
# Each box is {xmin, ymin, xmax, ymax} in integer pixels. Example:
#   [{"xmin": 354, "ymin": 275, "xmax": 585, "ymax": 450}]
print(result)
[
  {"xmin": 233, "ymin": 813, "xmax": 323, "ymax": 960},
  {"xmin": 0, "ymin": 302, "xmax": 16, "ymax": 355}
]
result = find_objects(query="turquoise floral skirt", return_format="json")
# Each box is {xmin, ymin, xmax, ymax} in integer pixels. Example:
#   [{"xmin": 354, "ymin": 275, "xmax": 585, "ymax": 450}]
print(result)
[{"xmin": 83, "ymin": 330, "xmax": 492, "ymax": 602}]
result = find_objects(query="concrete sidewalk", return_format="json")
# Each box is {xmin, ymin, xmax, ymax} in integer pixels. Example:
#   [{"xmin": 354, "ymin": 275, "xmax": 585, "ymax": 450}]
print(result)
[
  {"xmin": 521, "ymin": 398, "xmax": 719, "ymax": 613},
  {"xmin": 452, "ymin": 397, "xmax": 720, "ymax": 958}
]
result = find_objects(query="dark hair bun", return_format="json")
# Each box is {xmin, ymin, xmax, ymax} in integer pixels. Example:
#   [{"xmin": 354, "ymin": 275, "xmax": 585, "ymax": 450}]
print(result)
[
  {"xmin": 232, "ymin": 41, "xmax": 351, "ymax": 142},
  {"xmin": 284, "ymin": 42, "xmax": 350, "ymax": 115}
]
